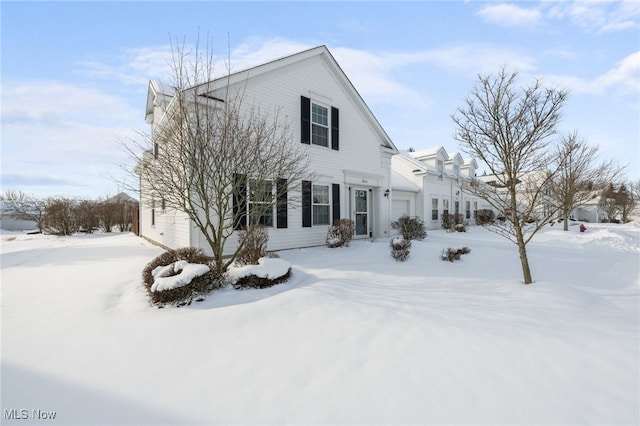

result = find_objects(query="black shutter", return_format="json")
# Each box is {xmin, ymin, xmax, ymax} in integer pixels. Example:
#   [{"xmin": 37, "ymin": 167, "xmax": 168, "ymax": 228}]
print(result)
[
  {"xmin": 331, "ymin": 107, "xmax": 339, "ymax": 151},
  {"xmin": 332, "ymin": 184, "xmax": 340, "ymax": 225},
  {"xmin": 302, "ymin": 180, "xmax": 312, "ymax": 228},
  {"xmin": 301, "ymin": 96, "xmax": 310, "ymax": 145},
  {"xmin": 276, "ymin": 178, "xmax": 288, "ymax": 229},
  {"xmin": 233, "ymin": 174, "xmax": 247, "ymax": 230}
]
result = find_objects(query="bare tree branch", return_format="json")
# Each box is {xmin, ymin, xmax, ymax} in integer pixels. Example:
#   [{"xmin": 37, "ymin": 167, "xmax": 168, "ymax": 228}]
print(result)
[{"xmin": 452, "ymin": 67, "xmax": 569, "ymax": 284}]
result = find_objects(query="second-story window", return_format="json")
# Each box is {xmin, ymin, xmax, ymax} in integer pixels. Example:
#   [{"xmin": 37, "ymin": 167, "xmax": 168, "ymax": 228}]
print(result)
[{"xmin": 311, "ymin": 103, "xmax": 329, "ymax": 147}]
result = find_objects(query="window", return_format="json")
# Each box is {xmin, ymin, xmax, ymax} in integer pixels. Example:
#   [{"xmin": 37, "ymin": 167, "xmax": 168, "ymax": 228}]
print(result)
[
  {"xmin": 443, "ymin": 199, "xmax": 449, "ymax": 216},
  {"xmin": 455, "ymin": 200, "xmax": 460, "ymax": 215},
  {"xmin": 151, "ymin": 199, "xmax": 156, "ymax": 226},
  {"xmin": 431, "ymin": 198, "xmax": 438, "ymax": 221},
  {"xmin": 465, "ymin": 201, "xmax": 471, "ymax": 219},
  {"xmin": 312, "ymin": 184, "xmax": 330, "ymax": 225},
  {"xmin": 249, "ymin": 180, "xmax": 273, "ymax": 226},
  {"xmin": 473, "ymin": 201, "xmax": 478, "ymax": 218},
  {"xmin": 311, "ymin": 103, "xmax": 329, "ymax": 147},
  {"xmin": 453, "ymin": 164, "xmax": 460, "ymax": 176},
  {"xmin": 437, "ymin": 160, "xmax": 444, "ymax": 180}
]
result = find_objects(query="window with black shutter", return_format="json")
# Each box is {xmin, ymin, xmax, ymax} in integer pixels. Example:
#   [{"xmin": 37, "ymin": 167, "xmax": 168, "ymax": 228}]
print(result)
[{"xmin": 301, "ymin": 95, "xmax": 339, "ymax": 150}]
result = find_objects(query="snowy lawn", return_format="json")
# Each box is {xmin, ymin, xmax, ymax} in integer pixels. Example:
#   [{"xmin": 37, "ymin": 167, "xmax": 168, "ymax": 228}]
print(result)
[{"xmin": 1, "ymin": 223, "xmax": 638, "ymax": 425}]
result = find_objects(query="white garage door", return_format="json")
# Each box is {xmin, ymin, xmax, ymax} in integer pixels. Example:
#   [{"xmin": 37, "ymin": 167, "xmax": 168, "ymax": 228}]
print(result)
[{"xmin": 392, "ymin": 200, "xmax": 410, "ymax": 221}]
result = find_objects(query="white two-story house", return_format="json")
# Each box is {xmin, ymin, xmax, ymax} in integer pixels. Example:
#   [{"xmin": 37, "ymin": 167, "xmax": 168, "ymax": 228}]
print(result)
[{"xmin": 140, "ymin": 45, "xmax": 399, "ymax": 254}]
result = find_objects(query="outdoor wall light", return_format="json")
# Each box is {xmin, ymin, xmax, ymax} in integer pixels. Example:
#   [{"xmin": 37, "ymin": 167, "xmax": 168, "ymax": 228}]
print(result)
[{"xmin": 384, "ymin": 189, "xmax": 390, "ymax": 198}]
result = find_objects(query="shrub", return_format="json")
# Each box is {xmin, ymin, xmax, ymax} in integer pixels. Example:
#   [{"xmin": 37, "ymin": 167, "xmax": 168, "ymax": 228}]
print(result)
[
  {"xmin": 440, "ymin": 246, "xmax": 471, "ymax": 262},
  {"xmin": 233, "ymin": 268, "xmax": 292, "ymax": 290},
  {"xmin": 475, "ymin": 209, "xmax": 495, "ymax": 225},
  {"xmin": 441, "ymin": 213, "xmax": 464, "ymax": 231},
  {"xmin": 454, "ymin": 223, "xmax": 467, "ymax": 232},
  {"xmin": 142, "ymin": 247, "xmax": 220, "ymax": 306},
  {"xmin": 75, "ymin": 200, "xmax": 98, "ymax": 233},
  {"xmin": 391, "ymin": 215, "xmax": 427, "ymax": 240},
  {"xmin": 236, "ymin": 226, "xmax": 269, "ymax": 266},
  {"xmin": 42, "ymin": 197, "xmax": 78, "ymax": 235},
  {"xmin": 390, "ymin": 237, "xmax": 411, "ymax": 262},
  {"xmin": 326, "ymin": 218, "xmax": 356, "ymax": 248}
]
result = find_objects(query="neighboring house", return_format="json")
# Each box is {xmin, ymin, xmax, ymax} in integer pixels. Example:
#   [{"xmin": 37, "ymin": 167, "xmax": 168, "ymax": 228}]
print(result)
[
  {"xmin": 391, "ymin": 147, "xmax": 488, "ymax": 229},
  {"xmin": 570, "ymin": 192, "xmax": 608, "ymax": 223},
  {"xmin": 140, "ymin": 45, "xmax": 399, "ymax": 254},
  {"xmin": 477, "ymin": 169, "xmax": 555, "ymax": 220}
]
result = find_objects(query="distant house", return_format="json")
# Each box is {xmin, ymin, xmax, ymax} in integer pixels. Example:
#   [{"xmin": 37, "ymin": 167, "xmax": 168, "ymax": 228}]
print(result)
[
  {"xmin": 570, "ymin": 192, "xmax": 608, "ymax": 223},
  {"xmin": 391, "ymin": 147, "xmax": 488, "ymax": 229},
  {"xmin": 140, "ymin": 45, "xmax": 399, "ymax": 254}
]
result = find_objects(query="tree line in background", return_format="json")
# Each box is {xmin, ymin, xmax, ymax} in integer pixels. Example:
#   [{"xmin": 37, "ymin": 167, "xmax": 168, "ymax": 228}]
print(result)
[{"xmin": 0, "ymin": 190, "xmax": 138, "ymax": 235}]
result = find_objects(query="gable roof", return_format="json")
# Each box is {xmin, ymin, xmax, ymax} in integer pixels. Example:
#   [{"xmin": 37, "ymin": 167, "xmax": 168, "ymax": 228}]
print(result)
[
  {"xmin": 410, "ymin": 146, "xmax": 448, "ymax": 161},
  {"xmin": 148, "ymin": 45, "xmax": 398, "ymax": 153}
]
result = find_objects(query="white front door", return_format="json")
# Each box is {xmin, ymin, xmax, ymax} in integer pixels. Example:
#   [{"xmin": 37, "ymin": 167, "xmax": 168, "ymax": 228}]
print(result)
[{"xmin": 353, "ymin": 188, "xmax": 370, "ymax": 237}]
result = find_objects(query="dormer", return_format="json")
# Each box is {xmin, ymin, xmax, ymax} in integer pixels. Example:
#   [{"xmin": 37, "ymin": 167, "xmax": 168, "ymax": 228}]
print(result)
[
  {"xmin": 410, "ymin": 146, "xmax": 449, "ymax": 179},
  {"xmin": 445, "ymin": 152, "xmax": 464, "ymax": 178},
  {"xmin": 461, "ymin": 158, "xmax": 479, "ymax": 179}
]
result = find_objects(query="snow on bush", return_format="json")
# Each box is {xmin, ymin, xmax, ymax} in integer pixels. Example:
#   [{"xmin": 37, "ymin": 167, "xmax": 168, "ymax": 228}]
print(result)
[
  {"xmin": 142, "ymin": 247, "xmax": 219, "ymax": 306},
  {"xmin": 390, "ymin": 236, "xmax": 411, "ymax": 262},
  {"xmin": 390, "ymin": 215, "xmax": 427, "ymax": 240},
  {"xmin": 151, "ymin": 260, "xmax": 211, "ymax": 292},
  {"xmin": 227, "ymin": 257, "xmax": 292, "ymax": 289},
  {"xmin": 441, "ymin": 246, "xmax": 471, "ymax": 262},
  {"xmin": 326, "ymin": 218, "xmax": 356, "ymax": 248}
]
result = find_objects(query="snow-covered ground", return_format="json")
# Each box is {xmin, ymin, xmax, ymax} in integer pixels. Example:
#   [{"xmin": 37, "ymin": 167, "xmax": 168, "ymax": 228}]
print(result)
[{"xmin": 1, "ymin": 223, "xmax": 638, "ymax": 425}]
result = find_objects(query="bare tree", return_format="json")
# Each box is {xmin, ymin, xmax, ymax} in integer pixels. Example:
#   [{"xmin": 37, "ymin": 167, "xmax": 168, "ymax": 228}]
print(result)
[
  {"xmin": 129, "ymin": 36, "xmax": 311, "ymax": 273},
  {"xmin": 42, "ymin": 197, "xmax": 78, "ymax": 236},
  {"xmin": 96, "ymin": 201, "xmax": 121, "ymax": 232},
  {"xmin": 1, "ymin": 190, "xmax": 46, "ymax": 232},
  {"xmin": 75, "ymin": 200, "xmax": 98, "ymax": 233},
  {"xmin": 549, "ymin": 131, "xmax": 624, "ymax": 230},
  {"xmin": 452, "ymin": 68, "xmax": 568, "ymax": 284}
]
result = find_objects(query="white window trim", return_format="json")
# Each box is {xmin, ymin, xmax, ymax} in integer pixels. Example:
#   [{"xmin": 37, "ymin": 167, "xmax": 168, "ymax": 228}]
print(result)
[
  {"xmin": 311, "ymin": 102, "xmax": 330, "ymax": 148},
  {"xmin": 248, "ymin": 180, "xmax": 274, "ymax": 227},
  {"xmin": 312, "ymin": 184, "xmax": 330, "ymax": 226}
]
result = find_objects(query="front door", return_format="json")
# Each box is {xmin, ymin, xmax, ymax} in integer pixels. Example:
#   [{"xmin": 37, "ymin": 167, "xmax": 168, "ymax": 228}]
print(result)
[{"xmin": 353, "ymin": 188, "xmax": 369, "ymax": 237}]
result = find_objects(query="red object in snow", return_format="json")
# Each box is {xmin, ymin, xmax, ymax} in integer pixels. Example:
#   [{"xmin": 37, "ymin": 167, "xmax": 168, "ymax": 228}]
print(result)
[{"xmin": 580, "ymin": 224, "xmax": 586, "ymax": 232}]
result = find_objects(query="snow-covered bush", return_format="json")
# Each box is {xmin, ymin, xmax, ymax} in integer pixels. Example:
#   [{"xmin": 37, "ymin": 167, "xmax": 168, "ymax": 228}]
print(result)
[
  {"xmin": 440, "ymin": 247, "xmax": 471, "ymax": 262},
  {"xmin": 236, "ymin": 226, "xmax": 270, "ymax": 266},
  {"xmin": 390, "ymin": 236, "xmax": 411, "ymax": 262},
  {"xmin": 227, "ymin": 257, "xmax": 292, "ymax": 289},
  {"xmin": 391, "ymin": 215, "xmax": 426, "ymax": 240},
  {"xmin": 454, "ymin": 223, "xmax": 467, "ymax": 232},
  {"xmin": 142, "ymin": 247, "xmax": 220, "ymax": 306},
  {"xmin": 326, "ymin": 218, "xmax": 356, "ymax": 248}
]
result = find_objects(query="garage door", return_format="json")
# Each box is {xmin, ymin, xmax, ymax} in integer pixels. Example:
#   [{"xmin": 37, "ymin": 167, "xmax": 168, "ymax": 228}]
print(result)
[{"xmin": 392, "ymin": 200, "xmax": 410, "ymax": 221}]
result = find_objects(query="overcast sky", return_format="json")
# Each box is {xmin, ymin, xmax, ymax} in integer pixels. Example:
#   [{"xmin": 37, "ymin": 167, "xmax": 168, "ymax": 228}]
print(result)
[{"xmin": 2, "ymin": 1, "xmax": 638, "ymax": 199}]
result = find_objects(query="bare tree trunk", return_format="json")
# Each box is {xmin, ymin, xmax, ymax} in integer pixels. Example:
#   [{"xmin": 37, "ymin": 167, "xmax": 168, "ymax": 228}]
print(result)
[{"xmin": 515, "ymin": 224, "xmax": 533, "ymax": 284}]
